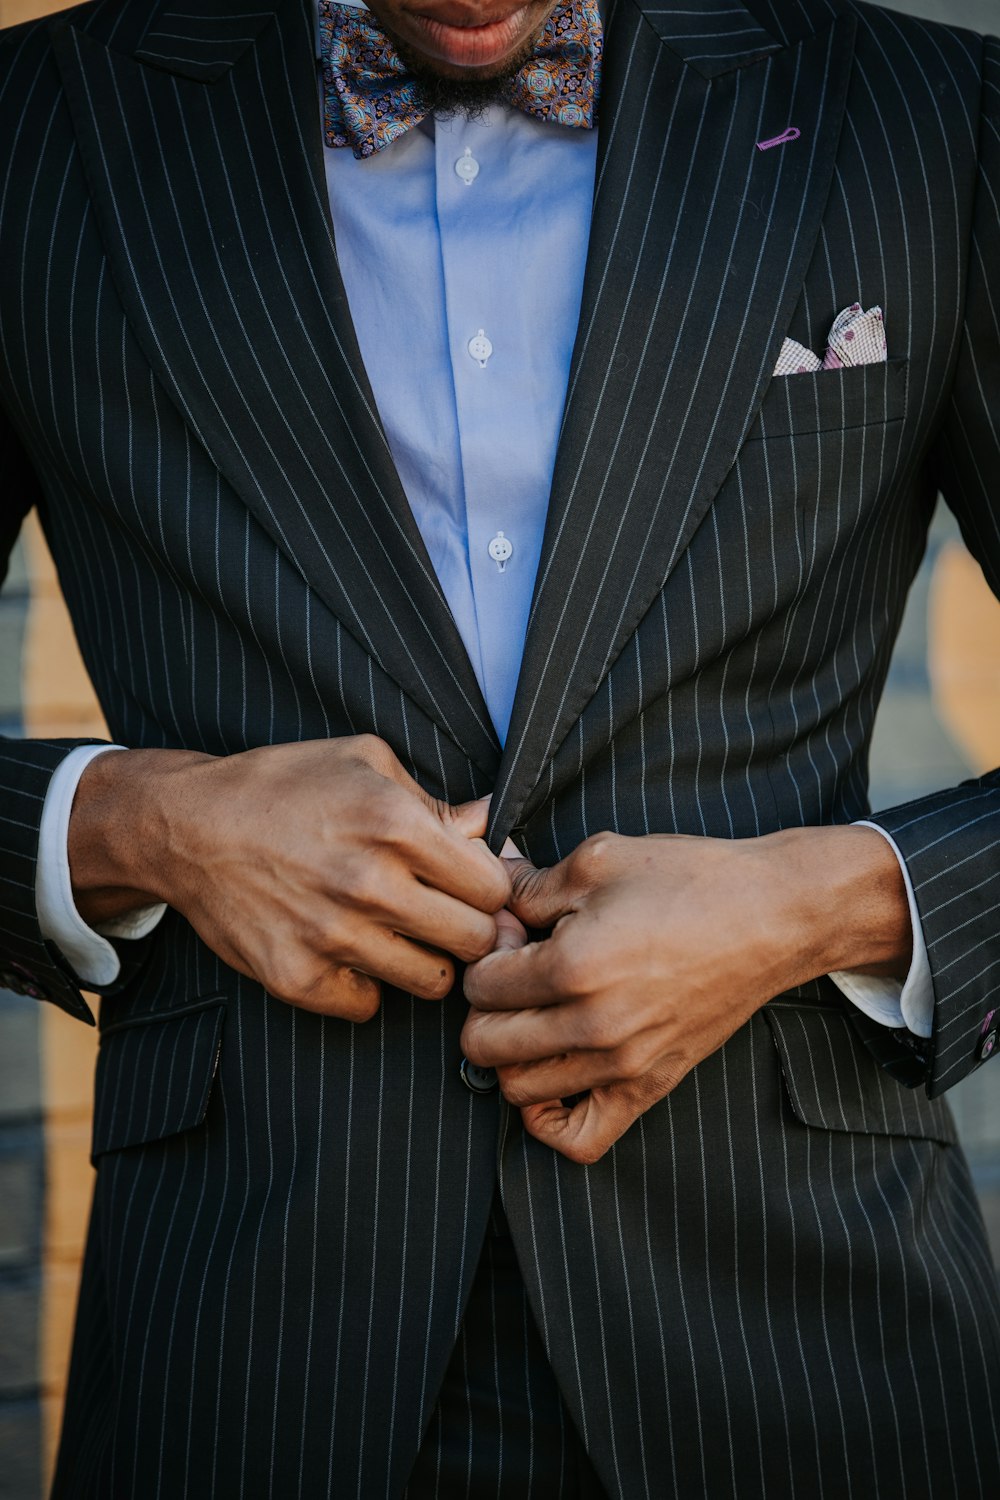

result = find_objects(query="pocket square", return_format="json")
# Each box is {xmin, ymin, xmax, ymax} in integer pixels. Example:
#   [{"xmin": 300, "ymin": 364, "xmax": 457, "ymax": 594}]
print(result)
[{"xmin": 774, "ymin": 303, "xmax": 887, "ymax": 377}]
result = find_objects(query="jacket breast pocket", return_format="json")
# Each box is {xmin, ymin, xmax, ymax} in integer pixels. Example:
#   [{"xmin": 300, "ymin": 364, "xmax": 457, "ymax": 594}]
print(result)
[
  {"xmin": 745, "ymin": 356, "xmax": 909, "ymax": 442},
  {"xmin": 91, "ymin": 996, "xmax": 226, "ymax": 1162},
  {"xmin": 763, "ymin": 1000, "xmax": 956, "ymax": 1144}
]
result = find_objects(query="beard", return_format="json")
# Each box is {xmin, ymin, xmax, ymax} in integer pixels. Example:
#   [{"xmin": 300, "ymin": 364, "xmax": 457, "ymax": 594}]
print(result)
[{"xmin": 389, "ymin": 28, "xmax": 543, "ymax": 117}]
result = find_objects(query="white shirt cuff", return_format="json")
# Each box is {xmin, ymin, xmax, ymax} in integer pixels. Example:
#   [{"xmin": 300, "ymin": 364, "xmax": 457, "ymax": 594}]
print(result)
[
  {"xmin": 827, "ymin": 821, "xmax": 933, "ymax": 1039},
  {"xmin": 35, "ymin": 744, "xmax": 167, "ymax": 987}
]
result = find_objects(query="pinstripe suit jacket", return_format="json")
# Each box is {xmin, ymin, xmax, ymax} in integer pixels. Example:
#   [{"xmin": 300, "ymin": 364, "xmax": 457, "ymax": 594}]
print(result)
[{"xmin": 1, "ymin": 0, "xmax": 999, "ymax": 1494}]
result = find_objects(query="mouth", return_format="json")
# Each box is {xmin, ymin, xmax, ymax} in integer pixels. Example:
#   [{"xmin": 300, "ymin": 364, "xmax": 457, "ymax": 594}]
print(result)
[{"xmin": 408, "ymin": 4, "xmax": 533, "ymax": 69}]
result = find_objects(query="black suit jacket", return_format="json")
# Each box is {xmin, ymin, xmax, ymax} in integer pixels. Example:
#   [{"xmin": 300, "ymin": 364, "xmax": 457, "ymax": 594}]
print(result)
[{"xmin": 1, "ymin": 0, "xmax": 999, "ymax": 1494}]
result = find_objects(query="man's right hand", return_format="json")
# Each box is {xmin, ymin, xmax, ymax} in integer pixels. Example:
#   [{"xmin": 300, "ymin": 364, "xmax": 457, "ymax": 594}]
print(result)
[{"xmin": 67, "ymin": 736, "xmax": 510, "ymax": 1021}]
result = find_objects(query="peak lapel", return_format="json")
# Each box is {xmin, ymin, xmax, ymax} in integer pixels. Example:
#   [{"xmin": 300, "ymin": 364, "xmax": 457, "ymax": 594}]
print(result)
[
  {"xmin": 488, "ymin": 0, "xmax": 856, "ymax": 845},
  {"xmin": 643, "ymin": 0, "xmax": 783, "ymax": 75},
  {"xmin": 52, "ymin": 0, "xmax": 499, "ymax": 774},
  {"xmin": 134, "ymin": 3, "xmax": 275, "ymax": 81}
]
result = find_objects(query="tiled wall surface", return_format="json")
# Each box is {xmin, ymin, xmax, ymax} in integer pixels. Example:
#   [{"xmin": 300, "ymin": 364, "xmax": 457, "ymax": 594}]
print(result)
[
  {"xmin": 0, "ymin": 519, "xmax": 104, "ymax": 1500},
  {"xmin": 1, "ymin": 1, "xmax": 999, "ymax": 1496}
]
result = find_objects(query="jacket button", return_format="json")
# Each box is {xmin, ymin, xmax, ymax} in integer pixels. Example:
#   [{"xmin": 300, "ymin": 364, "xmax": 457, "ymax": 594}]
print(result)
[
  {"xmin": 978, "ymin": 1026, "xmax": 998, "ymax": 1062},
  {"xmin": 460, "ymin": 1057, "xmax": 498, "ymax": 1094}
]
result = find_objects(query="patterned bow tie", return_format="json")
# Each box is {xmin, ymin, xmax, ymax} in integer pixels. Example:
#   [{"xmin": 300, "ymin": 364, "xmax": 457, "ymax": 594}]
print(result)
[{"xmin": 319, "ymin": 0, "xmax": 602, "ymax": 159}]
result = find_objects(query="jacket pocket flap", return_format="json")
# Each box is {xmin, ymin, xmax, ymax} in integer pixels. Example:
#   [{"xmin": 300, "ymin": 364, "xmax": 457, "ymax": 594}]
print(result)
[
  {"xmin": 92, "ymin": 997, "xmax": 226, "ymax": 1160},
  {"xmin": 746, "ymin": 356, "xmax": 909, "ymax": 441},
  {"xmin": 763, "ymin": 1002, "xmax": 956, "ymax": 1144}
]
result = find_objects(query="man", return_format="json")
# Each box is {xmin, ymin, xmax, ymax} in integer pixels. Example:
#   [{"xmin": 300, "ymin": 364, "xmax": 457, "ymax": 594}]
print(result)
[{"xmin": 0, "ymin": 0, "xmax": 998, "ymax": 1493}]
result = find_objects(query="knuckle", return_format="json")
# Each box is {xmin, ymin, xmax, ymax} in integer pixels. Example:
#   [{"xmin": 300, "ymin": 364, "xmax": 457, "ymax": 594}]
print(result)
[
  {"xmin": 267, "ymin": 953, "xmax": 326, "ymax": 1009},
  {"xmin": 497, "ymin": 1069, "xmax": 526, "ymax": 1105},
  {"xmin": 483, "ymin": 859, "xmax": 513, "ymax": 912},
  {"xmin": 508, "ymin": 863, "xmax": 540, "ymax": 906},
  {"xmin": 295, "ymin": 911, "xmax": 333, "ymax": 958},
  {"xmin": 565, "ymin": 1137, "xmax": 608, "ymax": 1166},
  {"xmin": 574, "ymin": 994, "xmax": 627, "ymax": 1051},
  {"xmin": 571, "ymin": 830, "xmax": 618, "ymax": 880},
  {"xmin": 460, "ymin": 917, "xmax": 498, "ymax": 963},
  {"xmin": 439, "ymin": 797, "xmax": 474, "ymax": 830},
  {"xmin": 549, "ymin": 947, "xmax": 590, "ymax": 999},
  {"xmin": 651, "ymin": 1058, "xmax": 686, "ymax": 1098},
  {"xmin": 267, "ymin": 958, "xmax": 305, "ymax": 1003},
  {"xmin": 337, "ymin": 976, "xmax": 382, "ymax": 1023},
  {"xmin": 353, "ymin": 733, "xmax": 392, "ymax": 769},
  {"xmin": 580, "ymin": 1012, "xmax": 619, "ymax": 1051},
  {"xmin": 347, "ymin": 861, "xmax": 392, "ymax": 912},
  {"xmin": 413, "ymin": 961, "xmax": 455, "ymax": 1001},
  {"xmin": 318, "ymin": 910, "xmax": 355, "ymax": 962},
  {"xmin": 611, "ymin": 1038, "xmax": 648, "ymax": 1080},
  {"xmin": 367, "ymin": 796, "xmax": 410, "ymax": 853},
  {"xmin": 460, "ymin": 1012, "xmax": 489, "ymax": 1060},
  {"xmin": 460, "ymin": 960, "xmax": 483, "ymax": 1004},
  {"xmin": 267, "ymin": 950, "xmax": 383, "ymax": 1022}
]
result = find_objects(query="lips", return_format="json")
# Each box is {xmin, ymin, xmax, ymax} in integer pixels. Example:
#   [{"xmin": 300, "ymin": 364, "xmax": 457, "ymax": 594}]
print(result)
[
  {"xmin": 409, "ymin": 3, "xmax": 532, "ymax": 69},
  {"xmin": 415, "ymin": 1, "xmax": 525, "ymax": 23}
]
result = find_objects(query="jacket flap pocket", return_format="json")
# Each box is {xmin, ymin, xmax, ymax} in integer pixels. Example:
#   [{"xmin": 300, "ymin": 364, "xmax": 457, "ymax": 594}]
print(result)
[
  {"xmin": 92, "ymin": 997, "xmax": 226, "ymax": 1160},
  {"xmin": 746, "ymin": 356, "xmax": 909, "ymax": 441},
  {"xmin": 763, "ymin": 1002, "xmax": 956, "ymax": 1144}
]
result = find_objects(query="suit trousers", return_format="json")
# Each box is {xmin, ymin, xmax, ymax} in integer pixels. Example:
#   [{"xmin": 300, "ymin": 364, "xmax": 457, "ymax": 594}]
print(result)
[{"xmin": 405, "ymin": 1193, "xmax": 607, "ymax": 1499}]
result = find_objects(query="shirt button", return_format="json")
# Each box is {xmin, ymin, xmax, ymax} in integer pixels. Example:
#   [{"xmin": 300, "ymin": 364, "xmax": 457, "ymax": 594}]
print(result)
[
  {"xmin": 488, "ymin": 531, "xmax": 513, "ymax": 571},
  {"xmin": 460, "ymin": 1057, "xmax": 498, "ymax": 1094},
  {"xmin": 468, "ymin": 329, "xmax": 493, "ymax": 366},
  {"xmin": 455, "ymin": 147, "xmax": 479, "ymax": 185}
]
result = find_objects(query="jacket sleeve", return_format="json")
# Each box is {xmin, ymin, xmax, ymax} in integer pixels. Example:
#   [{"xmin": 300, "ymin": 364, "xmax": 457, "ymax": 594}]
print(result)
[
  {"xmin": 0, "ymin": 402, "xmax": 141, "ymax": 1024},
  {"xmin": 865, "ymin": 34, "xmax": 1000, "ymax": 1098}
]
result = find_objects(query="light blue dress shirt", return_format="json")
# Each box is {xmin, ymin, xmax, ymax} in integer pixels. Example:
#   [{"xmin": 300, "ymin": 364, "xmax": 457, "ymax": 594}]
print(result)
[{"xmin": 321, "ymin": 73, "xmax": 599, "ymax": 743}]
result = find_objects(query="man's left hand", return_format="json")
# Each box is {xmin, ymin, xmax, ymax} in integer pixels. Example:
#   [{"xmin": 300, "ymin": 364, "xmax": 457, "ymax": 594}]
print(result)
[{"xmin": 462, "ymin": 827, "xmax": 912, "ymax": 1164}]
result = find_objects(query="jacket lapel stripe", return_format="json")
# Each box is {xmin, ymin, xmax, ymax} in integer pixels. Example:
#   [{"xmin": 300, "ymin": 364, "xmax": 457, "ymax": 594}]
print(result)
[{"xmin": 558, "ymin": 10, "xmax": 684, "ymax": 430}]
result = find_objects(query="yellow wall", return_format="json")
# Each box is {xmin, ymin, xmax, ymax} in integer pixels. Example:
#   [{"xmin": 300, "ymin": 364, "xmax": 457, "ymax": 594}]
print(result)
[
  {"xmin": 21, "ymin": 516, "xmax": 104, "ymax": 1486},
  {"xmin": 0, "ymin": 0, "xmax": 58, "ymax": 24}
]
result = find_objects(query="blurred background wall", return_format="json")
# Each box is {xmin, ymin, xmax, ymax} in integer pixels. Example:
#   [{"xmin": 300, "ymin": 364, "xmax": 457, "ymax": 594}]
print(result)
[{"xmin": 1, "ymin": 0, "xmax": 999, "ymax": 1496}]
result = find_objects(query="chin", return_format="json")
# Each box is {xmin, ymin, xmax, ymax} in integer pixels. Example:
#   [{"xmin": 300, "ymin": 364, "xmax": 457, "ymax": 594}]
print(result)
[{"xmin": 390, "ymin": 23, "xmax": 540, "ymax": 108}]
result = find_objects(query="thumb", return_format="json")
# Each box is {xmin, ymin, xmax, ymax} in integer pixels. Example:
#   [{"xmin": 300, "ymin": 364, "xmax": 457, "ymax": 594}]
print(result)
[
  {"xmin": 520, "ymin": 1089, "xmax": 634, "ymax": 1166},
  {"xmin": 492, "ymin": 906, "xmax": 529, "ymax": 953},
  {"xmin": 505, "ymin": 857, "xmax": 576, "ymax": 931},
  {"xmin": 443, "ymin": 795, "xmax": 492, "ymax": 841},
  {"xmin": 368, "ymin": 747, "xmax": 488, "ymax": 838}
]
